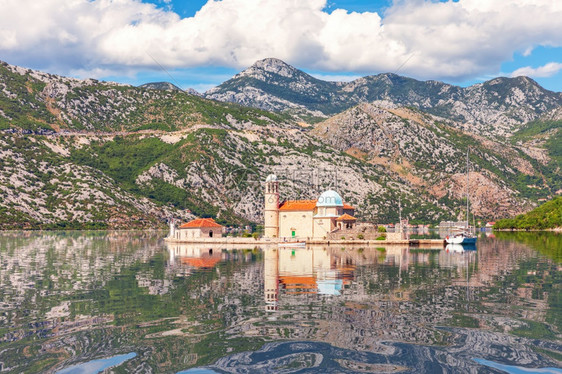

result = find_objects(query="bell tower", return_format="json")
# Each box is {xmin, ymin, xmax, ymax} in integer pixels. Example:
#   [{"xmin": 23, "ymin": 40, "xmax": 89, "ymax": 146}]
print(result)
[
  {"xmin": 264, "ymin": 174, "xmax": 279, "ymax": 238},
  {"xmin": 264, "ymin": 248, "xmax": 279, "ymax": 311}
]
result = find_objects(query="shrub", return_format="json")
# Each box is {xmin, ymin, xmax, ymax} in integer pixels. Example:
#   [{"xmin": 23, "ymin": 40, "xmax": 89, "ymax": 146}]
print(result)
[
  {"xmin": 378, "ymin": 226, "xmax": 387, "ymax": 233},
  {"xmin": 357, "ymin": 234, "xmax": 364, "ymax": 240},
  {"xmin": 376, "ymin": 235, "xmax": 386, "ymax": 240}
]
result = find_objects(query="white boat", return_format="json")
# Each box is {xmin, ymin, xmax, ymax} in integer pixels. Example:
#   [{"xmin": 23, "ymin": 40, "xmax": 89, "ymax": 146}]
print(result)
[
  {"xmin": 445, "ymin": 243, "xmax": 467, "ymax": 253},
  {"xmin": 446, "ymin": 232, "xmax": 477, "ymax": 245},
  {"xmin": 446, "ymin": 149, "xmax": 478, "ymax": 246}
]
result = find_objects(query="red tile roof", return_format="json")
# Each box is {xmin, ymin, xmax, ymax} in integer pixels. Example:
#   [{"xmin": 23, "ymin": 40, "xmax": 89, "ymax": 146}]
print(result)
[
  {"xmin": 279, "ymin": 200, "xmax": 317, "ymax": 211},
  {"xmin": 180, "ymin": 257, "xmax": 221, "ymax": 268},
  {"xmin": 336, "ymin": 213, "xmax": 357, "ymax": 221},
  {"xmin": 279, "ymin": 276, "xmax": 317, "ymax": 287},
  {"xmin": 278, "ymin": 200, "xmax": 355, "ymax": 211},
  {"xmin": 179, "ymin": 218, "xmax": 223, "ymax": 228}
]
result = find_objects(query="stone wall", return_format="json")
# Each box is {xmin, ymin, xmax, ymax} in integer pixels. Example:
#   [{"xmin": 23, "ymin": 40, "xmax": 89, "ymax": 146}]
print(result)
[{"xmin": 326, "ymin": 224, "xmax": 386, "ymax": 240}]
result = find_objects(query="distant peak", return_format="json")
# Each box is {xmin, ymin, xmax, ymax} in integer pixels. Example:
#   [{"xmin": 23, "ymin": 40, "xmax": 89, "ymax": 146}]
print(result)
[
  {"xmin": 139, "ymin": 81, "xmax": 182, "ymax": 91},
  {"xmin": 253, "ymin": 57, "xmax": 292, "ymax": 68},
  {"xmin": 513, "ymin": 75, "xmax": 539, "ymax": 85},
  {"xmin": 244, "ymin": 57, "xmax": 299, "ymax": 78},
  {"xmin": 484, "ymin": 75, "xmax": 541, "ymax": 88},
  {"xmin": 185, "ymin": 87, "xmax": 201, "ymax": 96},
  {"xmin": 378, "ymin": 72, "xmax": 399, "ymax": 78}
]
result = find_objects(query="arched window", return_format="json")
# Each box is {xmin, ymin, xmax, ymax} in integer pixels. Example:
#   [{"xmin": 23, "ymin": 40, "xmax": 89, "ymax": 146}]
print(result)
[{"xmin": 209, "ymin": 230, "xmax": 213, "ymax": 238}]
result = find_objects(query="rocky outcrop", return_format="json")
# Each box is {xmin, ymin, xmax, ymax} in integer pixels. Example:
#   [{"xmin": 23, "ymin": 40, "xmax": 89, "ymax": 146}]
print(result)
[{"xmin": 138, "ymin": 82, "xmax": 182, "ymax": 91}]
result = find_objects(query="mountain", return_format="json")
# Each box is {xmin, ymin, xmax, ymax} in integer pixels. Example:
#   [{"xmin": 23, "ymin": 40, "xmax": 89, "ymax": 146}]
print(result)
[
  {"xmin": 0, "ymin": 60, "xmax": 457, "ymax": 228},
  {"xmin": 310, "ymin": 103, "xmax": 546, "ymax": 219},
  {"xmin": 205, "ymin": 58, "xmax": 346, "ymax": 121},
  {"xmin": 185, "ymin": 88, "xmax": 202, "ymax": 96},
  {"xmin": 0, "ymin": 61, "xmax": 285, "ymax": 133},
  {"xmin": 0, "ymin": 59, "xmax": 559, "ymax": 229},
  {"xmin": 139, "ymin": 82, "xmax": 202, "ymax": 97},
  {"xmin": 494, "ymin": 196, "xmax": 562, "ymax": 230},
  {"xmin": 139, "ymin": 81, "xmax": 182, "ymax": 91},
  {"xmin": 205, "ymin": 58, "xmax": 562, "ymax": 137}
]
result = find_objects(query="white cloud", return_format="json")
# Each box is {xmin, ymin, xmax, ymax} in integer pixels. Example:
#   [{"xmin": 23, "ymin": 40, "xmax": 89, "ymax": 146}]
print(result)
[
  {"xmin": 510, "ymin": 62, "xmax": 562, "ymax": 78},
  {"xmin": 1, "ymin": 0, "xmax": 562, "ymax": 82}
]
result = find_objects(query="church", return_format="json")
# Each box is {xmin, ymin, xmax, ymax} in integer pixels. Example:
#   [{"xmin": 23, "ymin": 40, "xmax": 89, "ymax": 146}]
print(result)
[{"xmin": 264, "ymin": 174, "xmax": 357, "ymax": 239}]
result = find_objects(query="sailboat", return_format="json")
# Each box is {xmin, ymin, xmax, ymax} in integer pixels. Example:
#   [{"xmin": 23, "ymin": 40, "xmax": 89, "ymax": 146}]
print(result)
[{"xmin": 446, "ymin": 149, "xmax": 478, "ymax": 245}]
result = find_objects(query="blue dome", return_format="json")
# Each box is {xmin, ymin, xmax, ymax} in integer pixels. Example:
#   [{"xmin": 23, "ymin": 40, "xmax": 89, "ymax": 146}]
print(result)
[{"xmin": 317, "ymin": 190, "xmax": 343, "ymax": 207}]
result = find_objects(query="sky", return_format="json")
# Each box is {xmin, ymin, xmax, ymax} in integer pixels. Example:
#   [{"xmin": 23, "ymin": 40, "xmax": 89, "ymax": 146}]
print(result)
[{"xmin": 1, "ymin": 0, "xmax": 562, "ymax": 93}]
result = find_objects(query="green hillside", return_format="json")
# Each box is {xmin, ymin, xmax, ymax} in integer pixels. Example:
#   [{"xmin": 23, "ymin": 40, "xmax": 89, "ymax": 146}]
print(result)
[
  {"xmin": 511, "ymin": 119, "xmax": 562, "ymax": 194},
  {"xmin": 494, "ymin": 196, "xmax": 562, "ymax": 230}
]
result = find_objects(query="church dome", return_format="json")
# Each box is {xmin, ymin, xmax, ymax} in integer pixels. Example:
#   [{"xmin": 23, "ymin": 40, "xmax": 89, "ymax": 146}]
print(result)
[
  {"xmin": 317, "ymin": 190, "xmax": 343, "ymax": 207},
  {"xmin": 265, "ymin": 174, "xmax": 277, "ymax": 182}
]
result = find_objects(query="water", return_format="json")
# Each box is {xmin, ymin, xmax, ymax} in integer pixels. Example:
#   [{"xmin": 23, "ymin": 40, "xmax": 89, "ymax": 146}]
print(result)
[{"xmin": 0, "ymin": 231, "xmax": 560, "ymax": 373}]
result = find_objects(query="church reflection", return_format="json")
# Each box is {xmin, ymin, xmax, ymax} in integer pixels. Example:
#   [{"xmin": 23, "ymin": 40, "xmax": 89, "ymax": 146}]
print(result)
[
  {"xmin": 166, "ymin": 243, "xmax": 478, "ymax": 314},
  {"xmin": 168, "ymin": 243, "xmax": 224, "ymax": 268},
  {"xmin": 264, "ymin": 246, "xmax": 413, "ymax": 312}
]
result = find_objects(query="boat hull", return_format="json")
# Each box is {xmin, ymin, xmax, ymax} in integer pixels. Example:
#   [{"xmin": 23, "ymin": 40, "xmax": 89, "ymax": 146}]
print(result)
[{"xmin": 445, "ymin": 236, "xmax": 477, "ymax": 245}]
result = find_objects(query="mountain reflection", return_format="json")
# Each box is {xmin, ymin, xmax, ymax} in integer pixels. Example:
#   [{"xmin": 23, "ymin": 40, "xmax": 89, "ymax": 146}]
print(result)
[{"xmin": 0, "ymin": 232, "xmax": 560, "ymax": 373}]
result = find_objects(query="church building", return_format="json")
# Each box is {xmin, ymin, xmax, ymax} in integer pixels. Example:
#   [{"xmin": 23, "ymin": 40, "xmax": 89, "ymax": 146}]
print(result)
[{"xmin": 264, "ymin": 174, "xmax": 356, "ymax": 239}]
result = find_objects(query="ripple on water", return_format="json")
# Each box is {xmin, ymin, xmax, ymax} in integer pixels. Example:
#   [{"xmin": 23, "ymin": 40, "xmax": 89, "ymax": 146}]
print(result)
[{"xmin": 56, "ymin": 352, "xmax": 137, "ymax": 374}]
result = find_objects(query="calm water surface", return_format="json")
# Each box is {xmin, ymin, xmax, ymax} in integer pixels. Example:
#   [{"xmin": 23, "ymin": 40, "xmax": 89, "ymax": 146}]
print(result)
[{"xmin": 0, "ymin": 231, "xmax": 561, "ymax": 373}]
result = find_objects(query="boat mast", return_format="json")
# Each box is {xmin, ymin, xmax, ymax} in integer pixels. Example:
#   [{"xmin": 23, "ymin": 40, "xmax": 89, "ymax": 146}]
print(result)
[
  {"xmin": 466, "ymin": 148, "xmax": 470, "ymax": 232},
  {"xmin": 399, "ymin": 194, "xmax": 402, "ymax": 234}
]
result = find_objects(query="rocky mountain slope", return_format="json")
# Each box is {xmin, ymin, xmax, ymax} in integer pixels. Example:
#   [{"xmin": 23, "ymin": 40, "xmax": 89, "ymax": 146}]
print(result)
[
  {"xmin": 138, "ymin": 82, "xmax": 182, "ymax": 91},
  {"xmin": 0, "ymin": 60, "xmax": 559, "ymax": 228},
  {"xmin": 0, "ymin": 61, "xmax": 284, "ymax": 133},
  {"xmin": 205, "ymin": 58, "xmax": 562, "ymax": 137},
  {"xmin": 310, "ymin": 104, "xmax": 551, "ymax": 219},
  {"xmin": 510, "ymin": 108, "xmax": 562, "ymax": 192},
  {"xmin": 0, "ymin": 134, "xmax": 195, "ymax": 229}
]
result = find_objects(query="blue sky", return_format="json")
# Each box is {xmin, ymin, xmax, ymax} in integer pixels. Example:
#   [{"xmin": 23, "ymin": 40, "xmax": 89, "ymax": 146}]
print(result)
[
  {"xmin": 144, "ymin": 0, "xmax": 393, "ymax": 19},
  {"xmin": 1, "ymin": 0, "xmax": 562, "ymax": 93}
]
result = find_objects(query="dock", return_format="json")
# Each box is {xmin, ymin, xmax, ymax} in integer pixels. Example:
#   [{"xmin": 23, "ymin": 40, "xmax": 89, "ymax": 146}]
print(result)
[{"xmin": 164, "ymin": 237, "xmax": 446, "ymax": 247}]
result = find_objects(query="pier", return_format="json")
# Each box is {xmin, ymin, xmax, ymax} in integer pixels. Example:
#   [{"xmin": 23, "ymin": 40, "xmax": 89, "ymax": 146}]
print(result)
[{"xmin": 164, "ymin": 236, "xmax": 446, "ymax": 248}]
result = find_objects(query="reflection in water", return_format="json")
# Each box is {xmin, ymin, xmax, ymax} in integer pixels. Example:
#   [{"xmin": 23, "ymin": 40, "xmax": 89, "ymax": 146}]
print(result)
[
  {"xmin": 56, "ymin": 352, "xmax": 137, "ymax": 374},
  {"xmin": 191, "ymin": 339, "xmax": 562, "ymax": 374},
  {"xmin": 473, "ymin": 358, "xmax": 562, "ymax": 374},
  {"xmin": 0, "ymin": 232, "xmax": 560, "ymax": 372}
]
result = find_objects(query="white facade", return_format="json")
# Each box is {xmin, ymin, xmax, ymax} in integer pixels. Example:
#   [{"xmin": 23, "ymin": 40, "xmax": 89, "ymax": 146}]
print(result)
[{"xmin": 263, "ymin": 175, "xmax": 354, "ymax": 239}]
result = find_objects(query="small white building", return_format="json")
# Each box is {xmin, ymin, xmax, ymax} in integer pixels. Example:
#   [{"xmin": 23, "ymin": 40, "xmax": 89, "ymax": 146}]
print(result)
[{"xmin": 169, "ymin": 218, "xmax": 223, "ymax": 241}]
